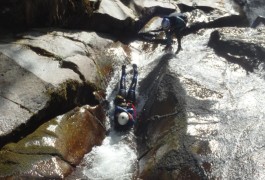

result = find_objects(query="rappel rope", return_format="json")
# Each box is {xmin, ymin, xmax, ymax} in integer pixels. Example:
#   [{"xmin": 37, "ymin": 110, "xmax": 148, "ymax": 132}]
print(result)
[{"xmin": 147, "ymin": 110, "xmax": 183, "ymax": 122}]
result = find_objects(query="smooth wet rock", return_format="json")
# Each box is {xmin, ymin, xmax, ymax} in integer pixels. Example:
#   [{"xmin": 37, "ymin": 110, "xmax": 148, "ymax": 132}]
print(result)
[
  {"xmin": 0, "ymin": 105, "xmax": 106, "ymax": 179},
  {"xmin": 98, "ymin": 0, "xmax": 136, "ymax": 20},
  {"xmin": 0, "ymin": 53, "xmax": 50, "ymax": 136},
  {"xmin": 136, "ymin": 57, "xmax": 207, "ymax": 179},
  {"xmin": 208, "ymin": 27, "xmax": 265, "ymax": 72},
  {"xmin": 0, "ymin": 151, "xmax": 73, "ymax": 179}
]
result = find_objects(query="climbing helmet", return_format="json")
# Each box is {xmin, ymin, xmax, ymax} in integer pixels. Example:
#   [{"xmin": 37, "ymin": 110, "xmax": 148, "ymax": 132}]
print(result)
[
  {"xmin": 162, "ymin": 17, "xmax": 170, "ymax": 30},
  {"xmin": 118, "ymin": 112, "xmax": 129, "ymax": 125}
]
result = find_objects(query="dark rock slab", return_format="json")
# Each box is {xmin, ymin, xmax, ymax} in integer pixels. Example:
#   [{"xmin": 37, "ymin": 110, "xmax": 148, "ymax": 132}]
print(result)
[{"xmin": 135, "ymin": 56, "xmax": 207, "ymax": 179}]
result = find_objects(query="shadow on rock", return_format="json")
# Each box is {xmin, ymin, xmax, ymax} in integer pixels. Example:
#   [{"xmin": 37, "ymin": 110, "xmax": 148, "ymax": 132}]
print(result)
[
  {"xmin": 208, "ymin": 29, "xmax": 265, "ymax": 73},
  {"xmin": 135, "ymin": 54, "xmax": 208, "ymax": 179}
]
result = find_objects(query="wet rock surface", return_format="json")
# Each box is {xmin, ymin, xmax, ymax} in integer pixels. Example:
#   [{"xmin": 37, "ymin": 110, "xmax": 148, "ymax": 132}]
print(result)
[
  {"xmin": 0, "ymin": 105, "xmax": 106, "ymax": 178},
  {"xmin": 0, "ymin": 53, "xmax": 49, "ymax": 136},
  {"xmin": 0, "ymin": 29, "xmax": 114, "ymax": 178},
  {"xmin": 0, "ymin": 30, "xmax": 112, "ymax": 144},
  {"xmin": 208, "ymin": 28, "xmax": 265, "ymax": 72},
  {"xmin": 130, "ymin": 0, "xmax": 265, "ymax": 178},
  {"xmin": 1, "ymin": 0, "xmax": 265, "ymax": 179},
  {"xmin": 135, "ymin": 55, "xmax": 207, "ymax": 179}
]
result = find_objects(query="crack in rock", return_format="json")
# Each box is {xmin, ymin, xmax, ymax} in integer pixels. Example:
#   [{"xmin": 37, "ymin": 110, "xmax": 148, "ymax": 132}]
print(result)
[{"xmin": 0, "ymin": 94, "xmax": 33, "ymax": 114}]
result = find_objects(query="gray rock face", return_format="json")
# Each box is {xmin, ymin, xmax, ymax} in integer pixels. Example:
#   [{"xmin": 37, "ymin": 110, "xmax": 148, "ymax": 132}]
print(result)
[
  {"xmin": 134, "ymin": 24, "xmax": 265, "ymax": 180},
  {"xmin": 0, "ymin": 53, "xmax": 49, "ymax": 136},
  {"xmin": 208, "ymin": 28, "xmax": 265, "ymax": 72},
  {"xmin": 0, "ymin": 26, "xmax": 118, "ymax": 179},
  {"xmin": 130, "ymin": 1, "xmax": 265, "ymax": 178},
  {"xmin": 136, "ymin": 56, "xmax": 206, "ymax": 179},
  {"xmin": 232, "ymin": 0, "xmax": 265, "ymax": 25},
  {"xmin": 98, "ymin": 0, "xmax": 136, "ymax": 20},
  {"xmin": 0, "ymin": 30, "xmax": 113, "ymax": 138}
]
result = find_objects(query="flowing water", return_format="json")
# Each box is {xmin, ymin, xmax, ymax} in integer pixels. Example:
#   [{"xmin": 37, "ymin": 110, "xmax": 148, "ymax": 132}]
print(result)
[
  {"xmin": 68, "ymin": 28, "xmax": 265, "ymax": 179},
  {"xmin": 67, "ymin": 43, "xmax": 145, "ymax": 180},
  {"xmin": 68, "ymin": 1, "xmax": 265, "ymax": 178}
]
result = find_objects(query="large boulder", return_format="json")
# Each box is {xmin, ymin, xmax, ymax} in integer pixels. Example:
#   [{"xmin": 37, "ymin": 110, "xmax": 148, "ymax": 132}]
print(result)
[
  {"xmin": 0, "ymin": 53, "xmax": 50, "ymax": 137},
  {"xmin": 98, "ymin": 0, "xmax": 136, "ymax": 20},
  {"xmin": 0, "ymin": 25, "xmax": 130, "ymax": 179},
  {"xmin": 134, "ymin": 20, "xmax": 265, "ymax": 178},
  {"xmin": 135, "ymin": 55, "xmax": 207, "ymax": 179},
  {"xmin": 0, "ymin": 32, "xmax": 111, "ymax": 136},
  {"xmin": 0, "ymin": 105, "xmax": 106, "ymax": 179},
  {"xmin": 208, "ymin": 27, "xmax": 265, "ymax": 72},
  {"xmin": 0, "ymin": 30, "xmax": 113, "ymax": 145}
]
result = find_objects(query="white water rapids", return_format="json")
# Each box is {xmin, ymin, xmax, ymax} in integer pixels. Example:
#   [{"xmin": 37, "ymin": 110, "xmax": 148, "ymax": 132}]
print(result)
[{"xmin": 68, "ymin": 26, "xmax": 265, "ymax": 179}]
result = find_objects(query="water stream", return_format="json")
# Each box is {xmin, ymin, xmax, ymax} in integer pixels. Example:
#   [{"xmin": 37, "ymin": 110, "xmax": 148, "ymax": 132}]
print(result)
[
  {"xmin": 67, "ymin": 42, "xmax": 148, "ymax": 179},
  {"xmin": 69, "ymin": 27, "xmax": 265, "ymax": 179},
  {"xmin": 69, "ymin": 15, "xmax": 265, "ymax": 180}
]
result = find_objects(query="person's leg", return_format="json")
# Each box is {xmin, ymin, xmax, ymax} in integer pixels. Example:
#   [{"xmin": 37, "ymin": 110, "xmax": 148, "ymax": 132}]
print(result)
[
  {"xmin": 127, "ymin": 64, "xmax": 138, "ymax": 103},
  {"xmin": 115, "ymin": 65, "xmax": 127, "ymax": 105},
  {"xmin": 118, "ymin": 65, "xmax": 127, "ymax": 98},
  {"xmin": 163, "ymin": 30, "xmax": 174, "ymax": 52},
  {"xmin": 165, "ymin": 31, "xmax": 173, "ymax": 47},
  {"xmin": 174, "ymin": 28, "xmax": 183, "ymax": 54},
  {"xmin": 175, "ymin": 35, "xmax": 182, "ymax": 54}
]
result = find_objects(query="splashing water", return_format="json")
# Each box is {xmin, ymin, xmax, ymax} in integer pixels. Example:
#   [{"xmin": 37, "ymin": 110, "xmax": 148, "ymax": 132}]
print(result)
[
  {"xmin": 68, "ymin": 43, "xmax": 149, "ymax": 180},
  {"xmin": 81, "ymin": 131, "xmax": 137, "ymax": 180}
]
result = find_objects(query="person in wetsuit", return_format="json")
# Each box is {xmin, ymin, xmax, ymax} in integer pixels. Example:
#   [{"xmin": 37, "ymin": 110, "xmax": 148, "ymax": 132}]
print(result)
[
  {"xmin": 151, "ymin": 12, "xmax": 188, "ymax": 54},
  {"xmin": 113, "ymin": 64, "xmax": 138, "ymax": 131}
]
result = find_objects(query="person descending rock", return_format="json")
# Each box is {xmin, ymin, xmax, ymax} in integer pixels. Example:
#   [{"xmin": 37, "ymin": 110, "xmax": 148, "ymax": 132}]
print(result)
[
  {"xmin": 113, "ymin": 64, "xmax": 138, "ymax": 131},
  {"xmin": 150, "ymin": 12, "xmax": 188, "ymax": 54}
]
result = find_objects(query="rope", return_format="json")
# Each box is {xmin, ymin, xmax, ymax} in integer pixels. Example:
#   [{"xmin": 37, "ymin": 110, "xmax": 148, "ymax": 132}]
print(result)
[{"xmin": 147, "ymin": 110, "xmax": 183, "ymax": 122}]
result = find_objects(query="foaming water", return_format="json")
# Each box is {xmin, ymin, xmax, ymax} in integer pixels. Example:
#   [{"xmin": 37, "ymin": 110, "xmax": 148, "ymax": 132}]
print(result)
[
  {"xmin": 77, "ymin": 41, "xmax": 166, "ymax": 180},
  {"xmin": 68, "ymin": 44, "xmax": 146, "ymax": 180},
  {"xmin": 81, "ymin": 131, "xmax": 137, "ymax": 180}
]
